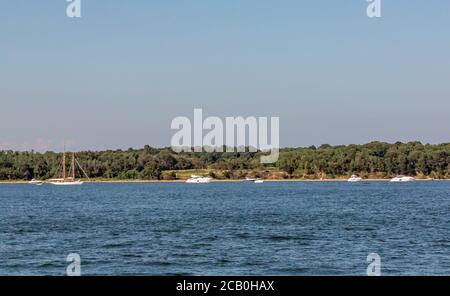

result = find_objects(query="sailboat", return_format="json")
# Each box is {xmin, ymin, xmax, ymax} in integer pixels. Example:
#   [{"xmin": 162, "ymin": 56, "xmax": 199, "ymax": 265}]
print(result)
[{"xmin": 47, "ymin": 150, "xmax": 89, "ymax": 186}]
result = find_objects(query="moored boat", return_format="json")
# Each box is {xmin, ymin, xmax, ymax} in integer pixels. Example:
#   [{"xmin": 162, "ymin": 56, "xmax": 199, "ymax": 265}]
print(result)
[
  {"xmin": 390, "ymin": 175, "xmax": 415, "ymax": 182},
  {"xmin": 28, "ymin": 179, "xmax": 44, "ymax": 185},
  {"xmin": 186, "ymin": 175, "xmax": 212, "ymax": 183},
  {"xmin": 47, "ymin": 149, "xmax": 89, "ymax": 186},
  {"xmin": 347, "ymin": 175, "xmax": 363, "ymax": 182},
  {"xmin": 47, "ymin": 179, "xmax": 84, "ymax": 186}
]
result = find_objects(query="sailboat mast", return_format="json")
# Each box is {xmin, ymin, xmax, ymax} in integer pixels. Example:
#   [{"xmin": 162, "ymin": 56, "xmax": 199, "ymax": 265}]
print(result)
[
  {"xmin": 62, "ymin": 149, "xmax": 66, "ymax": 180},
  {"xmin": 71, "ymin": 153, "xmax": 75, "ymax": 179}
]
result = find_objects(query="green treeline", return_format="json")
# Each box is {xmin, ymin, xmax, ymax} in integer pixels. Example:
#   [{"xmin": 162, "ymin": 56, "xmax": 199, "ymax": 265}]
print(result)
[{"xmin": 0, "ymin": 141, "xmax": 448, "ymax": 180}]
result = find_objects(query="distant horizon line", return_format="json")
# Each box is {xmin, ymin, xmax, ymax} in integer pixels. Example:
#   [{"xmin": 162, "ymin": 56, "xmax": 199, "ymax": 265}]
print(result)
[{"xmin": 1, "ymin": 140, "xmax": 448, "ymax": 154}]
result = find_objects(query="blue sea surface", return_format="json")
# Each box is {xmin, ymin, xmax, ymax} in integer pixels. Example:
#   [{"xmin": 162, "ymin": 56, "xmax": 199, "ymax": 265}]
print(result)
[{"xmin": 0, "ymin": 181, "xmax": 449, "ymax": 275}]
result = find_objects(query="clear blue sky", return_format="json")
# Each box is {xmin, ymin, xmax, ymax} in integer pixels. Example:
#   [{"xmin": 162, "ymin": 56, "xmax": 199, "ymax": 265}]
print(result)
[{"xmin": 1, "ymin": 0, "xmax": 449, "ymax": 151}]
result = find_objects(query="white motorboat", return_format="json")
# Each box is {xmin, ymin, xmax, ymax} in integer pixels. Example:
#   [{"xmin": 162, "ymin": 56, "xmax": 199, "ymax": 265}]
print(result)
[
  {"xmin": 186, "ymin": 175, "xmax": 212, "ymax": 183},
  {"xmin": 390, "ymin": 175, "xmax": 415, "ymax": 182},
  {"xmin": 244, "ymin": 177, "xmax": 257, "ymax": 182},
  {"xmin": 28, "ymin": 179, "xmax": 44, "ymax": 185},
  {"xmin": 254, "ymin": 179, "xmax": 264, "ymax": 184},
  {"xmin": 348, "ymin": 175, "xmax": 363, "ymax": 182}
]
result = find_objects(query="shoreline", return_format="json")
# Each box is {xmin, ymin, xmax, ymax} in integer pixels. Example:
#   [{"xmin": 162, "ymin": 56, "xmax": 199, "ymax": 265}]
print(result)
[{"xmin": 0, "ymin": 178, "xmax": 447, "ymax": 184}]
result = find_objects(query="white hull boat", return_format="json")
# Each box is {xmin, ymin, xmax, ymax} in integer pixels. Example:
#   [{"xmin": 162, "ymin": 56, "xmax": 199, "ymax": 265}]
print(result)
[
  {"xmin": 186, "ymin": 175, "xmax": 212, "ymax": 183},
  {"xmin": 49, "ymin": 180, "xmax": 84, "ymax": 186},
  {"xmin": 29, "ymin": 179, "xmax": 44, "ymax": 185},
  {"xmin": 348, "ymin": 175, "xmax": 363, "ymax": 182},
  {"xmin": 390, "ymin": 176, "xmax": 415, "ymax": 182}
]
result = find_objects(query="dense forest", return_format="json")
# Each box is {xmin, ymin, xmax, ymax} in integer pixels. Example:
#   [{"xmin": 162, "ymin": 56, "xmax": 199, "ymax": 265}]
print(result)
[{"xmin": 0, "ymin": 142, "xmax": 448, "ymax": 180}]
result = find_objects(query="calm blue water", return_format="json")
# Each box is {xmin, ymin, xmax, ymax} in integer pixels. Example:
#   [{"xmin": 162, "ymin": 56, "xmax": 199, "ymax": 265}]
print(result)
[{"xmin": 0, "ymin": 181, "xmax": 449, "ymax": 275}]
